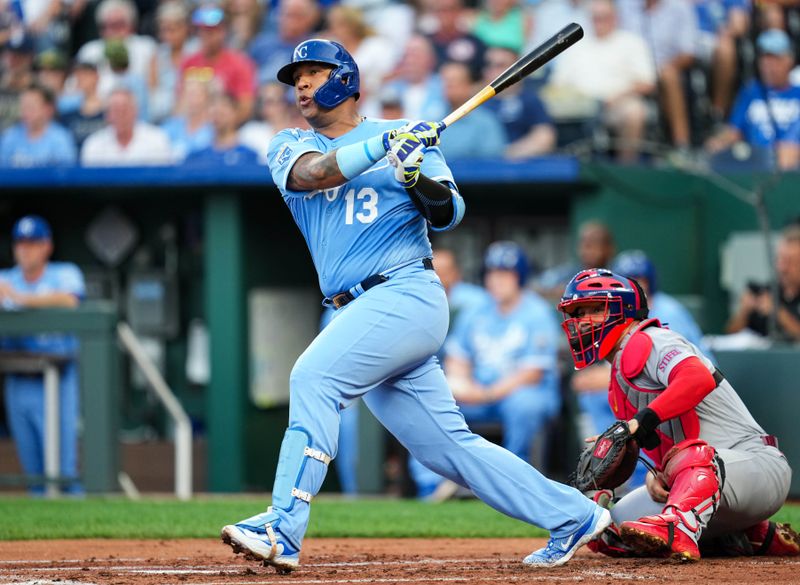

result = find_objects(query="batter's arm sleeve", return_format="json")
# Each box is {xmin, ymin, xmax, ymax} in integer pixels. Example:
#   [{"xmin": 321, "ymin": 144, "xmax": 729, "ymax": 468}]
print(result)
[{"xmin": 417, "ymin": 146, "xmax": 463, "ymax": 231}]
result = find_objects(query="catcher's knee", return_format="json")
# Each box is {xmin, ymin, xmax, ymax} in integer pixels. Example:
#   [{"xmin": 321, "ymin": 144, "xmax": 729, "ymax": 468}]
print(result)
[{"xmin": 662, "ymin": 438, "xmax": 718, "ymax": 486}]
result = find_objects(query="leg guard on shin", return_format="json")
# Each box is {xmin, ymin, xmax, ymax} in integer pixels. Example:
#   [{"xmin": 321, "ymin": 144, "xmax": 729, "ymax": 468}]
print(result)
[
  {"xmin": 620, "ymin": 439, "xmax": 722, "ymax": 561},
  {"xmin": 221, "ymin": 428, "xmax": 331, "ymax": 572},
  {"xmin": 661, "ymin": 439, "xmax": 722, "ymax": 538}
]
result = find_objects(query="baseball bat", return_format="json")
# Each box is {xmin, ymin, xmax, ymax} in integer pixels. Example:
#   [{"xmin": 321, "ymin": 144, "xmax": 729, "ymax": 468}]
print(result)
[{"xmin": 441, "ymin": 22, "xmax": 584, "ymax": 128}]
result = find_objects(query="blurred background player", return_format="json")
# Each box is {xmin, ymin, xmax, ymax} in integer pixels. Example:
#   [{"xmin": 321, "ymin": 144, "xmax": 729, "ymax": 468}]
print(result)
[
  {"xmin": 412, "ymin": 242, "xmax": 561, "ymax": 500},
  {"xmin": 0, "ymin": 215, "xmax": 85, "ymax": 495},
  {"xmin": 534, "ymin": 219, "xmax": 616, "ymax": 301},
  {"xmin": 558, "ymin": 269, "xmax": 799, "ymax": 561},
  {"xmin": 408, "ymin": 246, "xmax": 488, "ymax": 499}
]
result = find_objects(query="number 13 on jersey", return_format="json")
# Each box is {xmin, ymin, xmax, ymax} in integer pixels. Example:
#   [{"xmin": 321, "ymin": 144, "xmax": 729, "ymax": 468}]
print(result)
[{"xmin": 344, "ymin": 188, "xmax": 379, "ymax": 225}]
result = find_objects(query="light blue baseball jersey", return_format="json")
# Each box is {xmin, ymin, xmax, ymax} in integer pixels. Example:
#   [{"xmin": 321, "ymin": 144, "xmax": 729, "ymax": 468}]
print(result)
[
  {"xmin": 267, "ymin": 119, "xmax": 456, "ymax": 298},
  {"xmin": 0, "ymin": 262, "xmax": 85, "ymax": 355},
  {"xmin": 448, "ymin": 291, "xmax": 560, "ymax": 393}
]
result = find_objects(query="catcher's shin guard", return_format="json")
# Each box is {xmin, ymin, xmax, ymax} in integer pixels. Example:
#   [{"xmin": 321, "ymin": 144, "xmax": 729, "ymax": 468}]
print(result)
[
  {"xmin": 746, "ymin": 521, "xmax": 800, "ymax": 556},
  {"xmin": 621, "ymin": 439, "xmax": 721, "ymax": 562}
]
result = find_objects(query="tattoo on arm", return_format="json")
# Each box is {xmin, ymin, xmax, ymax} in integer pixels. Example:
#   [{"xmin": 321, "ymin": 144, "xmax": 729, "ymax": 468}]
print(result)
[{"xmin": 288, "ymin": 151, "xmax": 348, "ymax": 191}]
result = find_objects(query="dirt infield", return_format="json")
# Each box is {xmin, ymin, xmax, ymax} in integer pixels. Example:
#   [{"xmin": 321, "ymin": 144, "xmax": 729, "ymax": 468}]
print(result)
[{"xmin": 0, "ymin": 538, "xmax": 797, "ymax": 585}]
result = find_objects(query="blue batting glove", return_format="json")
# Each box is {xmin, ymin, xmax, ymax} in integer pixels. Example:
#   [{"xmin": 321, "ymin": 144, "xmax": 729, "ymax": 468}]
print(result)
[{"xmin": 386, "ymin": 132, "xmax": 425, "ymax": 189}]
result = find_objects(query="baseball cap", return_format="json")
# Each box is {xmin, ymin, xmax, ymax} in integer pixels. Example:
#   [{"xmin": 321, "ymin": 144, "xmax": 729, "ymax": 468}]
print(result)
[
  {"xmin": 35, "ymin": 49, "xmax": 69, "ymax": 71},
  {"xmin": 7, "ymin": 33, "xmax": 35, "ymax": 54},
  {"xmin": 757, "ymin": 29, "xmax": 793, "ymax": 56},
  {"xmin": 192, "ymin": 6, "xmax": 225, "ymax": 27},
  {"xmin": 12, "ymin": 215, "xmax": 52, "ymax": 242}
]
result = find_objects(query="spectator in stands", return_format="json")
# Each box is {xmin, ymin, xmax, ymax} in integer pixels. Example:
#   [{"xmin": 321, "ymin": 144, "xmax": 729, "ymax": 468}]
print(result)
[
  {"xmin": 408, "ymin": 247, "xmax": 490, "ymax": 499},
  {"xmin": 0, "ymin": 215, "xmax": 85, "ymax": 495},
  {"xmin": 694, "ymin": 0, "xmax": 749, "ymax": 122},
  {"xmin": 226, "ymin": 0, "xmax": 267, "ymax": 52},
  {"xmin": 618, "ymin": 0, "xmax": 698, "ymax": 153},
  {"xmin": 239, "ymin": 81, "xmax": 299, "ymax": 164},
  {"xmin": 385, "ymin": 35, "xmax": 447, "ymax": 121},
  {"xmin": 102, "ymin": 38, "xmax": 150, "ymax": 120},
  {"xmin": 533, "ymin": 219, "xmax": 616, "ymax": 300},
  {"xmin": 726, "ymin": 227, "xmax": 800, "ymax": 342},
  {"xmin": 412, "ymin": 241, "xmax": 561, "ymax": 499},
  {"xmin": 378, "ymin": 86, "xmax": 404, "ymax": 120},
  {"xmin": 75, "ymin": 0, "xmax": 157, "ymax": 103},
  {"xmin": 438, "ymin": 61, "xmax": 506, "ymax": 160},
  {"xmin": 182, "ymin": 5, "xmax": 257, "ymax": 125},
  {"xmin": 472, "ymin": 0, "xmax": 531, "ymax": 55},
  {"xmin": 184, "ymin": 92, "xmax": 259, "ymax": 166},
  {"xmin": 324, "ymin": 5, "xmax": 396, "ymax": 118},
  {"xmin": 529, "ymin": 0, "xmax": 592, "ymax": 50},
  {"xmin": 248, "ymin": 0, "xmax": 321, "ymax": 84},
  {"xmin": 708, "ymin": 29, "xmax": 800, "ymax": 162},
  {"xmin": 483, "ymin": 45, "xmax": 556, "ymax": 159},
  {"xmin": 161, "ymin": 76, "xmax": 214, "ymax": 162},
  {"xmin": 59, "ymin": 58, "xmax": 107, "ymax": 148},
  {"xmin": 33, "ymin": 49, "xmax": 69, "ymax": 106},
  {"xmin": 0, "ymin": 34, "xmax": 36, "ymax": 132},
  {"xmin": 0, "ymin": 83, "xmax": 76, "ymax": 167},
  {"xmin": 80, "ymin": 86, "xmax": 172, "ymax": 166},
  {"xmin": 148, "ymin": 0, "xmax": 199, "ymax": 123},
  {"xmin": 423, "ymin": 0, "xmax": 487, "ymax": 80},
  {"xmin": 548, "ymin": 0, "xmax": 655, "ymax": 162}
]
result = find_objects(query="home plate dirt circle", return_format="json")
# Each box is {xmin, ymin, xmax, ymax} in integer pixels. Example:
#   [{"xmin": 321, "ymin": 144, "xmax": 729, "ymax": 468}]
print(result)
[{"xmin": 0, "ymin": 538, "xmax": 797, "ymax": 585}]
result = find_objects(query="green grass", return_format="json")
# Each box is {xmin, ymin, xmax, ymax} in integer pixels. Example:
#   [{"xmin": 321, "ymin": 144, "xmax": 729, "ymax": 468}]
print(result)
[{"xmin": 0, "ymin": 496, "xmax": 797, "ymax": 541}]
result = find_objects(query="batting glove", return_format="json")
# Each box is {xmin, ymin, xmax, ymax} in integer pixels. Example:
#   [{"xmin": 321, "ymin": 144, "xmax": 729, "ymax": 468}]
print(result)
[
  {"xmin": 382, "ymin": 121, "xmax": 446, "ymax": 150},
  {"xmin": 386, "ymin": 132, "xmax": 425, "ymax": 189}
]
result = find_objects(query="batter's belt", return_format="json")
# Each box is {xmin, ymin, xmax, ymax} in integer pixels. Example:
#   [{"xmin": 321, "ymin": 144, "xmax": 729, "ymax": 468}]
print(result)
[{"xmin": 326, "ymin": 257, "xmax": 434, "ymax": 309}]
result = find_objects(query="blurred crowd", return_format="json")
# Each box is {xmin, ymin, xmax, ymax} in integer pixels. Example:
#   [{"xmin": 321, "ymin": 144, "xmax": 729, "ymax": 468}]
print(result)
[{"xmin": 5, "ymin": 0, "xmax": 800, "ymax": 168}]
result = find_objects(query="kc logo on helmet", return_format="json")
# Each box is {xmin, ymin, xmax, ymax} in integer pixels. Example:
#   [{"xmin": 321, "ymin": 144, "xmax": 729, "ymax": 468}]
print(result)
[{"xmin": 294, "ymin": 45, "xmax": 308, "ymax": 60}]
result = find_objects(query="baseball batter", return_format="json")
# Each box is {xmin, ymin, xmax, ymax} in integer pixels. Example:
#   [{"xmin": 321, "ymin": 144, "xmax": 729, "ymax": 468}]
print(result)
[
  {"xmin": 220, "ymin": 38, "xmax": 610, "ymax": 572},
  {"xmin": 557, "ymin": 268, "xmax": 799, "ymax": 561}
]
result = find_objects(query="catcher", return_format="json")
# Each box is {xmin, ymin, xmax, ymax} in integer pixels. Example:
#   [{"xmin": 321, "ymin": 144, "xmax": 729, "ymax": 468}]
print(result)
[{"xmin": 559, "ymin": 268, "xmax": 800, "ymax": 561}]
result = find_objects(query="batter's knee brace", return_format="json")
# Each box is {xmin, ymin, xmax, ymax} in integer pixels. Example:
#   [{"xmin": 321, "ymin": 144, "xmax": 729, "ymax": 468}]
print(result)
[{"xmin": 661, "ymin": 438, "xmax": 723, "ymax": 534}]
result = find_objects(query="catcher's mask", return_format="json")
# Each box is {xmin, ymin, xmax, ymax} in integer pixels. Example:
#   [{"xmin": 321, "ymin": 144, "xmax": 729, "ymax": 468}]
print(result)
[{"xmin": 557, "ymin": 268, "xmax": 649, "ymax": 369}]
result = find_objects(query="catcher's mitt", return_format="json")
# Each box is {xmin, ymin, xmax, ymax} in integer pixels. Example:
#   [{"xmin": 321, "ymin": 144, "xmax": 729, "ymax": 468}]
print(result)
[{"xmin": 569, "ymin": 420, "xmax": 640, "ymax": 492}]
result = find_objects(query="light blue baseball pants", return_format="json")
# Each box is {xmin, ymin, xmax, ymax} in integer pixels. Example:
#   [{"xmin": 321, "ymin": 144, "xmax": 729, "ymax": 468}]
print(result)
[{"xmin": 269, "ymin": 262, "xmax": 597, "ymax": 550}]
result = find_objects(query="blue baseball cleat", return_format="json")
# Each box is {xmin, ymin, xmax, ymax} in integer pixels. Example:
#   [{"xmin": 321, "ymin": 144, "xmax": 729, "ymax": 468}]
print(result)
[
  {"xmin": 523, "ymin": 507, "xmax": 612, "ymax": 567},
  {"xmin": 221, "ymin": 510, "xmax": 300, "ymax": 573}
]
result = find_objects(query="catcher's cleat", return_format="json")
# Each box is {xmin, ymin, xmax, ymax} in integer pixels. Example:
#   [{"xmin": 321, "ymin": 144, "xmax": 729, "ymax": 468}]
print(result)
[
  {"xmin": 746, "ymin": 521, "xmax": 800, "ymax": 556},
  {"xmin": 523, "ymin": 507, "xmax": 612, "ymax": 567},
  {"xmin": 620, "ymin": 514, "xmax": 700, "ymax": 562},
  {"xmin": 221, "ymin": 522, "xmax": 300, "ymax": 574},
  {"xmin": 587, "ymin": 523, "xmax": 635, "ymax": 558}
]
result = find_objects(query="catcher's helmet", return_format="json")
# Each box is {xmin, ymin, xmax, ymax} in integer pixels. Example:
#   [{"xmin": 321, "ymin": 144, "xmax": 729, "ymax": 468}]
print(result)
[
  {"xmin": 482, "ymin": 241, "xmax": 529, "ymax": 285},
  {"xmin": 277, "ymin": 39, "xmax": 360, "ymax": 109},
  {"xmin": 611, "ymin": 250, "xmax": 657, "ymax": 294},
  {"xmin": 557, "ymin": 268, "xmax": 649, "ymax": 369}
]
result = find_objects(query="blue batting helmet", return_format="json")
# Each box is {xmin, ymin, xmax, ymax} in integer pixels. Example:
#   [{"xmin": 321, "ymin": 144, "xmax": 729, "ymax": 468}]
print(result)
[
  {"xmin": 482, "ymin": 241, "xmax": 529, "ymax": 285},
  {"xmin": 277, "ymin": 39, "xmax": 360, "ymax": 109},
  {"xmin": 557, "ymin": 268, "xmax": 649, "ymax": 368},
  {"xmin": 611, "ymin": 250, "xmax": 657, "ymax": 294}
]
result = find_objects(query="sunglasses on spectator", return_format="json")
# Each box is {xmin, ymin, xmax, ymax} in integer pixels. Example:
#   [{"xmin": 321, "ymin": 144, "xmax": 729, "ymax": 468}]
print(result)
[{"xmin": 102, "ymin": 19, "xmax": 129, "ymax": 30}]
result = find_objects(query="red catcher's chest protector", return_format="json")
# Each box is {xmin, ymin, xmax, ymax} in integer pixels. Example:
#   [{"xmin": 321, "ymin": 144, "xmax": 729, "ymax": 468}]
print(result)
[{"xmin": 608, "ymin": 319, "xmax": 700, "ymax": 468}]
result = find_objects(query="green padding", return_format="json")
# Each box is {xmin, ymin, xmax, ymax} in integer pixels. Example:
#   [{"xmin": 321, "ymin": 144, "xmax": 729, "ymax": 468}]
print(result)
[{"xmin": 272, "ymin": 428, "xmax": 311, "ymax": 511}]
